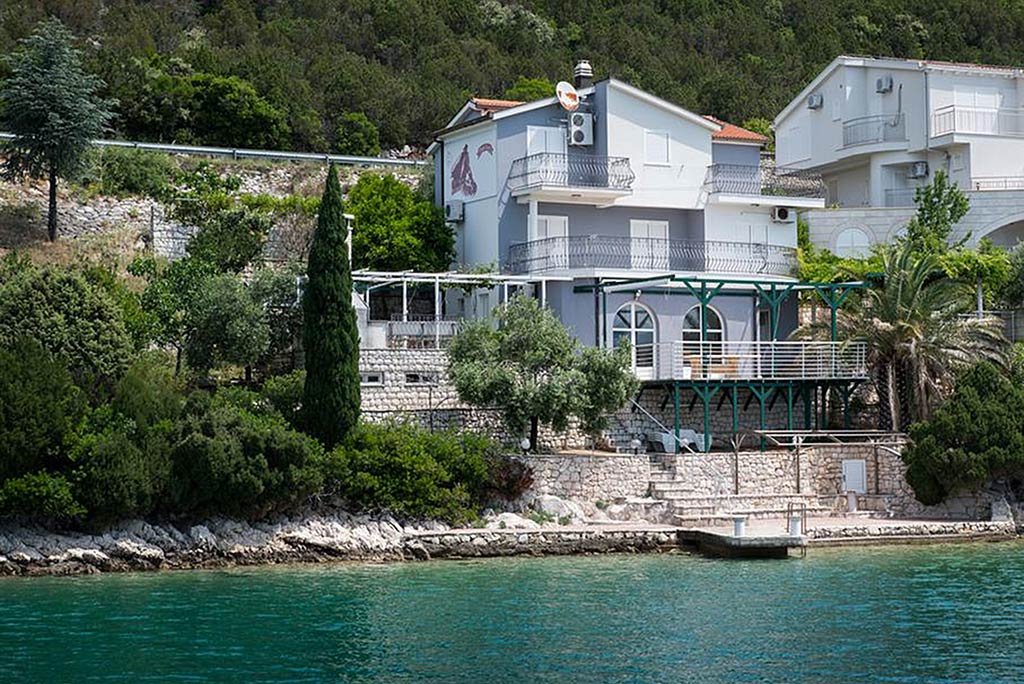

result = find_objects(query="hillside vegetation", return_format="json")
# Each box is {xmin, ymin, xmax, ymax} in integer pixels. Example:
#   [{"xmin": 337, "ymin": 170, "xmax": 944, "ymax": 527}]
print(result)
[{"xmin": 4, "ymin": 1, "xmax": 1024, "ymax": 152}]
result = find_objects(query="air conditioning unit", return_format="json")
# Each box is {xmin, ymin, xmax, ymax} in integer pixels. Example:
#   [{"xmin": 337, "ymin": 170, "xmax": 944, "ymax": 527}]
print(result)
[
  {"xmin": 876, "ymin": 75, "xmax": 894, "ymax": 93},
  {"xmin": 807, "ymin": 93, "xmax": 824, "ymax": 110},
  {"xmin": 444, "ymin": 200, "xmax": 464, "ymax": 222},
  {"xmin": 908, "ymin": 161, "xmax": 929, "ymax": 179},
  {"xmin": 568, "ymin": 111, "xmax": 593, "ymax": 146},
  {"xmin": 771, "ymin": 206, "xmax": 796, "ymax": 224}
]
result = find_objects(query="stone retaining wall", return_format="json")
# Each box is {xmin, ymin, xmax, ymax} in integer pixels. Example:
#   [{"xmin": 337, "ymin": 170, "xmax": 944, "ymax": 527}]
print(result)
[
  {"xmin": 518, "ymin": 453, "xmax": 651, "ymax": 502},
  {"xmin": 407, "ymin": 528, "xmax": 675, "ymax": 559}
]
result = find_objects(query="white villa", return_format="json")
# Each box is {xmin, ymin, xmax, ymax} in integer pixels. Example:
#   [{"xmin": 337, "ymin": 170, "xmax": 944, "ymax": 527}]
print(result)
[
  {"xmin": 354, "ymin": 61, "xmax": 868, "ymax": 451},
  {"xmin": 775, "ymin": 55, "xmax": 1024, "ymax": 256}
]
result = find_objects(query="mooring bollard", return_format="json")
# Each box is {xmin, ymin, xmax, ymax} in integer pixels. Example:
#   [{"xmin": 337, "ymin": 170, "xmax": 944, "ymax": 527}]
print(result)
[
  {"xmin": 733, "ymin": 515, "xmax": 747, "ymax": 538},
  {"xmin": 788, "ymin": 515, "xmax": 802, "ymax": 537}
]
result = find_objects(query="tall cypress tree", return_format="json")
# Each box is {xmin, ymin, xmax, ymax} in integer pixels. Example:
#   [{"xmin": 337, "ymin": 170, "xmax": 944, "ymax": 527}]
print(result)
[{"xmin": 303, "ymin": 165, "xmax": 361, "ymax": 447}]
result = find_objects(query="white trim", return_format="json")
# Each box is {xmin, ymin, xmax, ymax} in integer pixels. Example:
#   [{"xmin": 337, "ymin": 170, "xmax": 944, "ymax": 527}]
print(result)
[
  {"xmin": 713, "ymin": 140, "xmax": 763, "ymax": 148},
  {"xmin": 682, "ymin": 303, "xmax": 726, "ymax": 342},
  {"xmin": 608, "ymin": 79, "xmax": 720, "ymax": 131}
]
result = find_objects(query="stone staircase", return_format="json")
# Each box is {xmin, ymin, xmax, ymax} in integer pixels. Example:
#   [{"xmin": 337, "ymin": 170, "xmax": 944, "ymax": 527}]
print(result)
[{"xmin": 648, "ymin": 455, "xmax": 835, "ymax": 526}]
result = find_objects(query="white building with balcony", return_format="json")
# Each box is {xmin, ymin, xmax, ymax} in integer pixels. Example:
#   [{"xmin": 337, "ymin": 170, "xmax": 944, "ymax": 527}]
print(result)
[
  {"xmin": 775, "ymin": 55, "xmax": 1024, "ymax": 255},
  {"xmin": 411, "ymin": 64, "xmax": 869, "ymax": 449}
]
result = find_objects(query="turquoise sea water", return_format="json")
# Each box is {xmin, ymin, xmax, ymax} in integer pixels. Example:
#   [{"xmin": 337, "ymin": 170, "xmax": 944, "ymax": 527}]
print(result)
[{"xmin": 2, "ymin": 543, "xmax": 1023, "ymax": 683}]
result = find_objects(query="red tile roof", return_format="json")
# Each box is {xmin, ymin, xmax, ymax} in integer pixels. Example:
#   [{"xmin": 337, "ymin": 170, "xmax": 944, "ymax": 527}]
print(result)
[
  {"xmin": 703, "ymin": 115, "xmax": 768, "ymax": 144},
  {"xmin": 471, "ymin": 98, "xmax": 524, "ymax": 114}
]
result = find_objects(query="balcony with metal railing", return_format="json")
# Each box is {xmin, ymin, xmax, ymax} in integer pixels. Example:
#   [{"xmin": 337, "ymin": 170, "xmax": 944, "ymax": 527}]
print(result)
[
  {"xmin": 842, "ymin": 113, "xmax": 907, "ymax": 147},
  {"xmin": 507, "ymin": 152, "xmax": 635, "ymax": 203},
  {"xmin": 703, "ymin": 163, "xmax": 826, "ymax": 202},
  {"xmin": 506, "ymin": 235, "xmax": 797, "ymax": 277},
  {"xmin": 932, "ymin": 105, "xmax": 1024, "ymax": 137},
  {"xmin": 883, "ymin": 188, "xmax": 918, "ymax": 207},
  {"xmin": 648, "ymin": 341, "xmax": 868, "ymax": 382}
]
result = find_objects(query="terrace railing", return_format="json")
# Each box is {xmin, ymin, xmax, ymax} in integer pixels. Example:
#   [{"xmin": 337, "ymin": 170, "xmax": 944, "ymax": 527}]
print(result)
[
  {"xmin": 507, "ymin": 152, "xmax": 635, "ymax": 192},
  {"xmin": 932, "ymin": 105, "xmax": 1024, "ymax": 137},
  {"xmin": 652, "ymin": 340, "xmax": 868, "ymax": 381},
  {"xmin": 971, "ymin": 176, "xmax": 1024, "ymax": 191},
  {"xmin": 842, "ymin": 113, "xmax": 907, "ymax": 147},
  {"xmin": 506, "ymin": 235, "xmax": 797, "ymax": 276},
  {"xmin": 703, "ymin": 163, "xmax": 826, "ymax": 199}
]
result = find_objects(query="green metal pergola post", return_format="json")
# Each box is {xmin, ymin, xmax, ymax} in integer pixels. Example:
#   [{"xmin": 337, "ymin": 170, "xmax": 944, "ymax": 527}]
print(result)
[
  {"xmin": 786, "ymin": 385, "xmax": 794, "ymax": 431},
  {"xmin": 673, "ymin": 381, "xmax": 681, "ymax": 453}
]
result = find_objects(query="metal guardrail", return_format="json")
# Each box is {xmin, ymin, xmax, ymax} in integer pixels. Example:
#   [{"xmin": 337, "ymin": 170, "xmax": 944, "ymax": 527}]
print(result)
[
  {"xmin": 507, "ymin": 152, "xmax": 635, "ymax": 192},
  {"xmin": 0, "ymin": 133, "xmax": 428, "ymax": 168},
  {"xmin": 932, "ymin": 105, "xmax": 1024, "ymax": 138},
  {"xmin": 650, "ymin": 340, "xmax": 868, "ymax": 381},
  {"xmin": 703, "ymin": 163, "xmax": 826, "ymax": 199},
  {"xmin": 507, "ymin": 235, "xmax": 797, "ymax": 277},
  {"xmin": 379, "ymin": 317, "xmax": 460, "ymax": 349},
  {"xmin": 842, "ymin": 113, "xmax": 906, "ymax": 147}
]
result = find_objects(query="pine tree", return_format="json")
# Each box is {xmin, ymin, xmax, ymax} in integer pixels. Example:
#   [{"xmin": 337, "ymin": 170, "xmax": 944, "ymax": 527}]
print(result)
[
  {"xmin": 0, "ymin": 18, "xmax": 113, "ymax": 241},
  {"xmin": 302, "ymin": 165, "xmax": 361, "ymax": 447}
]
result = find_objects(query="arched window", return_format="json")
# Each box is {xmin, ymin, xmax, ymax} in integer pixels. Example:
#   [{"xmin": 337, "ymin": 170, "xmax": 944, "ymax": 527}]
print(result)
[
  {"xmin": 613, "ymin": 301, "xmax": 656, "ymax": 378},
  {"xmin": 681, "ymin": 305, "xmax": 725, "ymax": 344},
  {"xmin": 834, "ymin": 227, "xmax": 871, "ymax": 258}
]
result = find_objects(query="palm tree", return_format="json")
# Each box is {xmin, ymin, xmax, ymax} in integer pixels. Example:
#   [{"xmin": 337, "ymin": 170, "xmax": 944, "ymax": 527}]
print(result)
[{"xmin": 798, "ymin": 242, "xmax": 1006, "ymax": 430}]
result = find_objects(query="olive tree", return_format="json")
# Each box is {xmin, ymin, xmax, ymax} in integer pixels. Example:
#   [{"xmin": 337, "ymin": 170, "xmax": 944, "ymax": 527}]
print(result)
[{"xmin": 448, "ymin": 295, "xmax": 637, "ymax": 450}]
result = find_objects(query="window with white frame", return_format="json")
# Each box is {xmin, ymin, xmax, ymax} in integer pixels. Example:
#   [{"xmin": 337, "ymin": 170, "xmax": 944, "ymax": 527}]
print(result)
[
  {"xmin": 644, "ymin": 130, "xmax": 670, "ymax": 165},
  {"xmin": 612, "ymin": 301, "xmax": 656, "ymax": 377},
  {"xmin": 360, "ymin": 371, "xmax": 385, "ymax": 386}
]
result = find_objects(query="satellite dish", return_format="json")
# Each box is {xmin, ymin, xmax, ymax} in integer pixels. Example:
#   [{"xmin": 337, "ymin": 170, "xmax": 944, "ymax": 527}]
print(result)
[{"xmin": 556, "ymin": 81, "xmax": 580, "ymax": 111}]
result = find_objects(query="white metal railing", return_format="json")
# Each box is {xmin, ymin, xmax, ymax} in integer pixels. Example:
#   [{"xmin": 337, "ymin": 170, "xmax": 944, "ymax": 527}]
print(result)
[
  {"xmin": 842, "ymin": 113, "xmax": 906, "ymax": 147},
  {"xmin": 645, "ymin": 341, "xmax": 868, "ymax": 381},
  {"xmin": 971, "ymin": 176, "xmax": 1024, "ymax": 191},
  {"xmin": 932, "ymin": 105, "xmax": 1024, "ymax": 137},
  {"xmin": 702, "ymin": 163, "xmax": 826, "ymax": 198},
  {"xmin": 507, "ymin": 152, "xmax": 635, "ymax": 192},
  {"xmin": 378, "ymin": 317, "xmax": 460, "ymax": 349}
]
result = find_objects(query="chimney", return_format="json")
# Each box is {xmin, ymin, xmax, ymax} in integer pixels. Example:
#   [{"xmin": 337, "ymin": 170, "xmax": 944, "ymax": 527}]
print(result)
[{"xmin": 573, "ymin": 60, "xmax": 593, "ymax": 89}]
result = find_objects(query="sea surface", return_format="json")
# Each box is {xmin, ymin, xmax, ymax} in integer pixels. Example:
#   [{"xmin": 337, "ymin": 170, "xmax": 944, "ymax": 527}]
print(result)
[{"xmin": 2, "ymin": 543, "xmax": 1023, "ymax": 683}]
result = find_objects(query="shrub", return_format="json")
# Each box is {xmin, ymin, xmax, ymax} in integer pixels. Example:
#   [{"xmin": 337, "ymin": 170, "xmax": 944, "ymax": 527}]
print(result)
[
  {"xmin": 0, "ymin": 264, "xmax": 134, "ymax": 383},
  {"xmin": 0, "ymin": 472, "xmax": 85, "ymax": 521},
  {"xmin": 168, "ymin": 393, "xmax": 324, "ymax": 516},
  {"xmin": 903, "ymin": 361, "xmax": 1024, "ymax": 504},
  {"xmin": 0, "ymin": 338, "xmax": 86, "ymax": 481},
  {"xmin": 262, "ymin": 370, "xmax": 306, "ymax": 429},
  {"xmin": 71, "ymin": 416, "xmax": 170, "ymax": 524},
  {"xmin": 187, "ymin": 206, "xmax": 273, "ymax": 273},
  {"xmin": 330, "ymin": 422, "xmax": 500, "ymax": 523},
  {"xmin": 99, "ymin": 148, "xmax": 175, "ymax": 198},
  {"xmin": 112, "ymin": 352, "xmax": 182, "ymax": 429}
]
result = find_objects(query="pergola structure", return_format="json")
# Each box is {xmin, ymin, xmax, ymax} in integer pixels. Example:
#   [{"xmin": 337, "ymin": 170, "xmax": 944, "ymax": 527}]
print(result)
[
  {"xmin": 351, "ymin": 270, "xmax": 571, "ymax": 347},
  {"xmin": 574, "ymin": 274, "xmax": 870, "ymax": 451}
]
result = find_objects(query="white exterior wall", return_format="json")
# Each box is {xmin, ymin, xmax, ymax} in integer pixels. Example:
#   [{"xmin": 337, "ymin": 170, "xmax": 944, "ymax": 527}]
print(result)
[
  {"xmin": 604, "ymin": 83, "xmax": 712, "ymax": 209},
  {"xmin": 703, "ymin": 204, "xmax": 796, "ymax": 249},
  {"xmin": 443, "ymin": 122, "xmax": 499, "ymax": 268}
]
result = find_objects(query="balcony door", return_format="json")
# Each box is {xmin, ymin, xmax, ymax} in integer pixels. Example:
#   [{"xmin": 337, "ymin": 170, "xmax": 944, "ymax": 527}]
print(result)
[
  {"xmin": 532, "ymin": 214, "xmax": 568, "ymax": 270},
  {"xmin": 613, "ymin": 302, "xmax": 656, "ymax": 380},
  {"xmin": 526, "ymin": 126, "xmax": 567, "ymax": 185},
  {"xmin": 630, "ymin": 219, "xmax": 669, "ymax": 270}
]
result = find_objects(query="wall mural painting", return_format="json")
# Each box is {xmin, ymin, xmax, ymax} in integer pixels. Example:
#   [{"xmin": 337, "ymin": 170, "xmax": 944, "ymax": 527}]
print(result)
[{"xmin": 447, "ymin": 130, "xmax": 496, "ymax": 201}]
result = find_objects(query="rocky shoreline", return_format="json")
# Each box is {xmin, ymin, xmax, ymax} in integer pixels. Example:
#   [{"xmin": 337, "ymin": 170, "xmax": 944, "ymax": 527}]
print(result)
[{"xmin": 1, "ymin": 504, "xmax": 1020, "ymax": 577}]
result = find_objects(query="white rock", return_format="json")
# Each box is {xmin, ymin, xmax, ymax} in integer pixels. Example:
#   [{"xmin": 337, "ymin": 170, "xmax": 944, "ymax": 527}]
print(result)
[
  {"xmin": 485, "ymin": 512, "xmax": 540, "ymax": 530},
  {"xmin": 532, "ymin": 495, "xmax": 587, "ymax": 524}
]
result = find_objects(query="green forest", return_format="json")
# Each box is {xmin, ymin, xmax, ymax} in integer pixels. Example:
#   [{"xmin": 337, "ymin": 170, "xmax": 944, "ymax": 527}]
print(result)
[{"xmin": 4, "ymin": 0, "xmax": 1024, "ymax": 152}]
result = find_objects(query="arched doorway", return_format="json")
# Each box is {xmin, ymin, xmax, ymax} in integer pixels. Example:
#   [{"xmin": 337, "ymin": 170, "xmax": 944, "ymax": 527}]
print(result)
[{"xmin": 612, "ymin": 301, "xmax": 657, "ymax": 379}]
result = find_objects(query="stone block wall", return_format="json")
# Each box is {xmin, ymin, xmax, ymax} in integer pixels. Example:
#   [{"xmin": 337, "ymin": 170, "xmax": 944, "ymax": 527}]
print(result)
[
  {"xmin": 359, "ymin": 349, "xmax": 588, "ymax": 450},
  {"xmin": 519, "ymin": 453, "xmax": 651, "ymax": 502}
]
